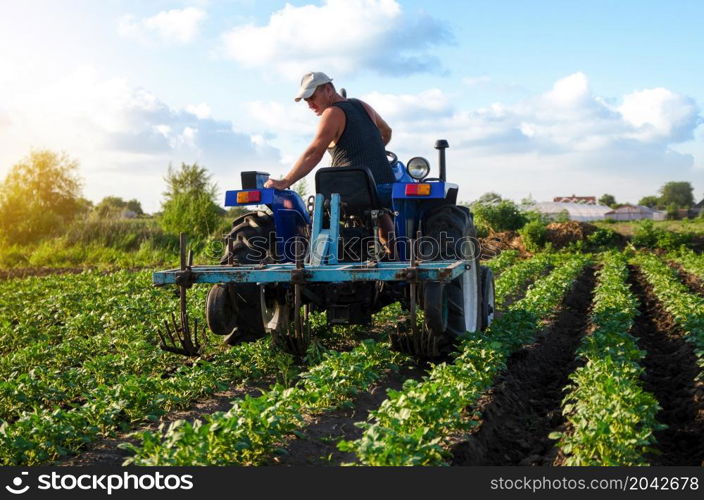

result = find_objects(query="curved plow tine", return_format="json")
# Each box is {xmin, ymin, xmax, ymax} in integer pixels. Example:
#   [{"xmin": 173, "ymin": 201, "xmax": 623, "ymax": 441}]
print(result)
[{"xmin": 157, "ymin": 312, "xmax": 203, "ymax": 357}]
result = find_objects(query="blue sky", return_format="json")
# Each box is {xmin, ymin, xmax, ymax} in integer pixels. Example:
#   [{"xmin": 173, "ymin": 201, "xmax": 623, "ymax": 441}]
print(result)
[{"xmin": 0, "ymin": 0, "xmax": 702, "ymax": 212}]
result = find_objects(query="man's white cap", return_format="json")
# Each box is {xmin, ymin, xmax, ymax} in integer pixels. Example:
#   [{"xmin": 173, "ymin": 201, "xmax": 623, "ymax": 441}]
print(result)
[{"xmin": 294, "ymin": 71, "xmax": 333, "ymax": 102}]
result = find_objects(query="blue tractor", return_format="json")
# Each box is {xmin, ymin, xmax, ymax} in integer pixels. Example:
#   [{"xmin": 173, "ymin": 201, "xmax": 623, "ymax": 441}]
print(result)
[{"xmin": 154, "ymin": 140, "xmax": 495, "ymax": 359}]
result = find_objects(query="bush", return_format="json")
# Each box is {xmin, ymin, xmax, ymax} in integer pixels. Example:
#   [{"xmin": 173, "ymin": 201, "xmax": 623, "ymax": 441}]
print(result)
[
  {"xmin": 631, "ymin": 219, "xmax": 693, "ymax": 251},
  {"xmin": 586, "ymin": 227, "xmax": 619, "ymax": 249},
  {"xmin": 632, "ymin": 220, "xmax": 659, "ymax": 248},
  {"xmin": 160, "ymin": 191, "xmax": 222, "ymax": 241},
  {"xmin": 519, "ymin": 219, "xmax": 548, "ymax": 253},
  {"xmin": 471, "ymin": 200, "xmax": 527, "ymax": 236},
  {"xmin": 66, "ymin": 217, "xmax": 178, "ymax": 252}
]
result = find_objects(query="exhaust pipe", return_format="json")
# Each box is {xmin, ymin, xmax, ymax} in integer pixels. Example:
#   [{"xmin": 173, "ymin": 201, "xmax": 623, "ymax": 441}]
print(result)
[{"xmin": 435, "ymin": 139, "xmax": 449, "ymax": 181}]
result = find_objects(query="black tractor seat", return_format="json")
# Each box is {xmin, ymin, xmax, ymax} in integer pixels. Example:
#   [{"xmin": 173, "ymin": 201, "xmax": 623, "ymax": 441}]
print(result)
[{"xmin": 315, "ymin": 167, "xmax": 382, "ymax": 216}]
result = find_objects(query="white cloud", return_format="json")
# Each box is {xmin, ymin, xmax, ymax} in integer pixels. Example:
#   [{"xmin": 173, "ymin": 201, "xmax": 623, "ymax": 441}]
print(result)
[
  {"xmin": 618, "ymin": 87, "xmax": 699, "ymax": 142},
  {"xmin": 186, "ymin": 102, "xmax": 212, "ymax": 119},
  {"xmin": 220, "ymin": 0, "xmax": 450, "ymax": 78},
  {"xmin": 118, "ymin": 7, "xmax": 207, "ymax": 45},
  {"xmin": 0, "ymin": 66, "xmax": 281, "ymax": 212},
  {"xmin": 266, "ymin": 72, "xmax": 699, "ymax": 203}
]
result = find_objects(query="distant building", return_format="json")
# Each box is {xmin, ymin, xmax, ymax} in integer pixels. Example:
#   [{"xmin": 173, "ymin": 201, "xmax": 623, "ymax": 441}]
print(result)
[
  {"xmin": 527, "ymin": 202, "xmax": 612, "ymax": 222},
  {"xmin": 688, "ymin": 199, "xmax": 703, "ymax": 218},
  {"xmin": 604, "ymin": 205, "xmax": 666, "ymax": 221},
  {"xmin": 552, "ymin": 195, "xmax": 597, "ymax": 205}
]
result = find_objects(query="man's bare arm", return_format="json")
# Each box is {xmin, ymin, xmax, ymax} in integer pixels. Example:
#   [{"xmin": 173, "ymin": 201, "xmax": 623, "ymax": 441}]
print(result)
[{"xmin": 264, "ymin": 107, "xmax": 343, "ymax": 190}]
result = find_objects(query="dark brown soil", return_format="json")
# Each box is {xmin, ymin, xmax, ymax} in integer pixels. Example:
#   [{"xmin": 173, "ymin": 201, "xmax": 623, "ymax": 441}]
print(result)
[
  {"xmin": 56, "ymin": 380, "xmax": 272, "ymax": 466},
  {"xmin": 479, "ymin": 231, "xmax": 528, "ymax": 259},
  {"xmin": 667, "ymin": 261, "xmax": 704, "ymax": 296},
  {"xmin": 545, "ymin": 222, "xmax": 598, "ymax": 249},
  {"xmin": 270, "ymin": 364, "xmax": 426, "ymax": 466},
  {"xmin": 449, "ymin": 266, "xmax": 596, "ymax": 466},
  {"xmin": 627, "ymin": 267, "xmax": 704, "ymax": 466}
]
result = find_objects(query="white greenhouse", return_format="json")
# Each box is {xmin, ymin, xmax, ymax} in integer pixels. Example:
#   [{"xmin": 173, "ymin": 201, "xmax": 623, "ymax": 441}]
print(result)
[{"xmin": 525, "ymin": 202, "xmax": 613, "ymax": 222}]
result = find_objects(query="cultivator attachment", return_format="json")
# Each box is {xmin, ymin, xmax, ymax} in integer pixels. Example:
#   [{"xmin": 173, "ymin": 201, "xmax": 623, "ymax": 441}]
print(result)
[
  {"xmin": 158, "ymin": 311, "xmax": 203, "ymax": 356},
  {"xmin": 389, "ymin": 232, "xmax": 441, "ymax": 358},
  {"xmin": 156, "ymin": 234, "xmax": 204, "ymax": 357}
]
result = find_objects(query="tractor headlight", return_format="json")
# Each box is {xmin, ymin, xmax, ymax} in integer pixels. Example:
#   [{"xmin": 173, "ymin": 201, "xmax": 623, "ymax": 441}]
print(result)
[{"xmin": 407, "ymin": 157, "xmax": 430, "ymax": 180}]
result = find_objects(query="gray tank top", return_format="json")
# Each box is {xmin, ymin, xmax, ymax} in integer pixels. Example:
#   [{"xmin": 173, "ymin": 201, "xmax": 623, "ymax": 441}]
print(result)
[{"xmin": 328, "ymin": 98, "xmax": 395, "ymax": 184}]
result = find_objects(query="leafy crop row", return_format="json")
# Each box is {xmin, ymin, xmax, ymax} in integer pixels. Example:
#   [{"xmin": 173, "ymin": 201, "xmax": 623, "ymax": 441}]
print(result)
[
  {"xmin": 668, "ymin": 248, "xmax": 704, "ymax": 280},
  {"xmin": 123, "ymin": 340, "xmax": 403, "ymax": 465},
  {"xmin": 634, "ymin": 253, "xmax": 704, "ymax": 367},
  {"xmin": 0, "ymin": 271, "xmax": 214, "ymax": 423},
  {"xmin": 0, "ymin": 338, "xmax": 296, "ymax": 465},
  {"xmin": 339, "ymin": 254, "xmax": 591, "ymax": 465},
  {"xmin": 552, "ymin": 252, "xmax": 661, "ymax": 465},
  {"xmin": 483, "ymin": 249, "xmax": 520, "ymax": 276},
  {"xmin": 493, "ymin": 253, "xmax": 552, "ymax": 308}
]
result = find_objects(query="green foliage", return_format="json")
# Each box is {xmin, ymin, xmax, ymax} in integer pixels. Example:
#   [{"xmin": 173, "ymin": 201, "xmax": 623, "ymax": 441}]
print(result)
[
  {"xmin": 634, "ymin": 253, "xmax": 704, "ymax": 363},
  {"xmin": 341, "ymin": 254, "xmax": 590, "ymax": 465},
  {"xmin": 160, "ymin": 191, "xmax": 222, "ymax": 240},
  {"xmin": 552, "ymin": 253, "xmax": 661, "ymax": 465},
  {"xmin": 665, "ymin": 202, "xmax": 679, "ymax": 220},
  {"xmin": 586, "ymin": 227, "xmax": 619, "ymax": 250},
  {"xmin": 163, "ymin": 162, "xmax": 217, "ymax": 200},
  {"xmin": 159, "ymin": 163, "xmax": 222, "ymax": 240},
  {"xmin": 631, "ymin": 219, "xmax": 693, "ymax": 250},
  {"xmin": 94, "ymin": 196, "xmax": 144, "ymax": 218},
  {"xmin": 638, "ymin": 195, "xmax": 660, "ymax": 209},
  {"xmin": 598, "ymin": 194, "xmax": 617, "ymax": 208},
  {"xmin": 471, "ymin": 199, "xmax": 527, "ymax": 236},
  {"xmin": 670, "ymin": 248, "xmax": 704, "ymax": 280},
  {"xmin": 659, "ymin": 181, "xmax": 694, "ymax": 209},
  {"xmin": 0, "ymin": 150, "xmax": 85, "ymax": 245},
  {"xmin": 476, "ymin": 192, "xmax": 502, "ymax": 204},
  {"xmin": 518, "ymin": 219, "xmax": 548, "ymax": 252},
  {"xmin": 124, "ymin": 340, "xmax": 401, "ymax": 465}
]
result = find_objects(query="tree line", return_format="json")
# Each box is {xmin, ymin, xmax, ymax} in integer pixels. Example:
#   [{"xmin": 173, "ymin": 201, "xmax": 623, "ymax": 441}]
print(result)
[{"xmin": 0, "ymin": 149, "xmax": 226, "ymax": 245}]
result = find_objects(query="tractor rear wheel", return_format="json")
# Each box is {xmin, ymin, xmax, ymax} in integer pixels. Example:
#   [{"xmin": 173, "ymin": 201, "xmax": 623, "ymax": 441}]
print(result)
[
  {"xmin": 480, "ymin": 266, "xmax": 496, "ymax": 330},
  {"xmin": 422, "ymin": 205, "xmax": 482, "ymax": 349},
  {"xmin": 206, "ymin": 211, "xmax": 275, "ymax": 344}
]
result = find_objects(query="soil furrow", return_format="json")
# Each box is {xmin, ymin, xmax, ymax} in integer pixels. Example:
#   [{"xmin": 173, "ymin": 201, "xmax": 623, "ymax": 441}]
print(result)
[
  {"xmin": 270, "ymin": 364, "xmax": 426, "ymax": 466},
  {"xmin": 628, "ymin": 266, "xmax": 704, "ymax": 466},
  {"xmin": 450, "ymin": 266, "xmax": 595, "ymax": 466}
]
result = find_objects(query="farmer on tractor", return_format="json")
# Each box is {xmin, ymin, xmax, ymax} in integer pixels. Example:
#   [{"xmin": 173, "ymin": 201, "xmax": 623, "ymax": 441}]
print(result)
[
  {"xmin": 264, "ymin": 71, "xmax": 393, "ymax": 196},
  {"xmin": 264, "ymin": 72, "xmax": 396, "ymax": 252},
  {"xmin": 152, "ymin": 71, "xmax": 495, "ymax": 360}
]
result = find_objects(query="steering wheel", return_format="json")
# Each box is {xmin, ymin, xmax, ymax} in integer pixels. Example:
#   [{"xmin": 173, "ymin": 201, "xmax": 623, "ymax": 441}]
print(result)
[{"xmin": 385, "ymin": 150, "xmax": 398, "ymax": 166}]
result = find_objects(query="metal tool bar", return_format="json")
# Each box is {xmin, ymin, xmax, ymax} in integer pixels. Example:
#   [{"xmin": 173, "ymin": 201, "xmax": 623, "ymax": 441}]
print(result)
[{"xmin": 153, "ymin": 259, "xmax": 468, "ymax": 286}]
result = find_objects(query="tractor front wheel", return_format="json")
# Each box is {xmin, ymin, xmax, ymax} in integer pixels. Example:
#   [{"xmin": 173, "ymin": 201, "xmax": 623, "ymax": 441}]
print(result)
[{"xmin": 206, "ymin": 211, "xmax": 276, "ymax": 344}]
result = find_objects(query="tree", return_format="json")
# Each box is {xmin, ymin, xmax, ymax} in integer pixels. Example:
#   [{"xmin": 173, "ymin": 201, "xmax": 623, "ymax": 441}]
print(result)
[
  {"xmin": 95, "ymin": 196, "xmax": 126, "ymax": 218},
  {"xmin": 0, "ymin": 150, "xmax": 84, "ymax": 244},
  {"xmin": 471, "ymin": 199, "xmax": 526, "ymax": 236},
  {"xmin": 659, "ymin": 181, "xmax": 694, "ymax": 208},
  {"xmin": 292, "ymin": 178, "xmax": 309, "ymax": 199},
  {"xmin": 159, "ymin": 163, "xmax": 221, "ymax": 240},
  {"xmin": 638, "ymin": 195, "xmax": 660, "ymax": 208},
  {"xmin": 477, "ymin": 192, "xmax": 503, "ymax": 204},
  {"xmin": 599, "ymin": 194, "xmax": 617, "ymax": 208},
  {"xmin": 163, "ymin": 162, "xmax": 217, "ymax": 200},
  {"xmin": 125, "ymin": 199, "xmax": 144, "ymax": 216},
  {"xmin": 94, "ymin": 196, "xmax": 144, "ymax": 218}
]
